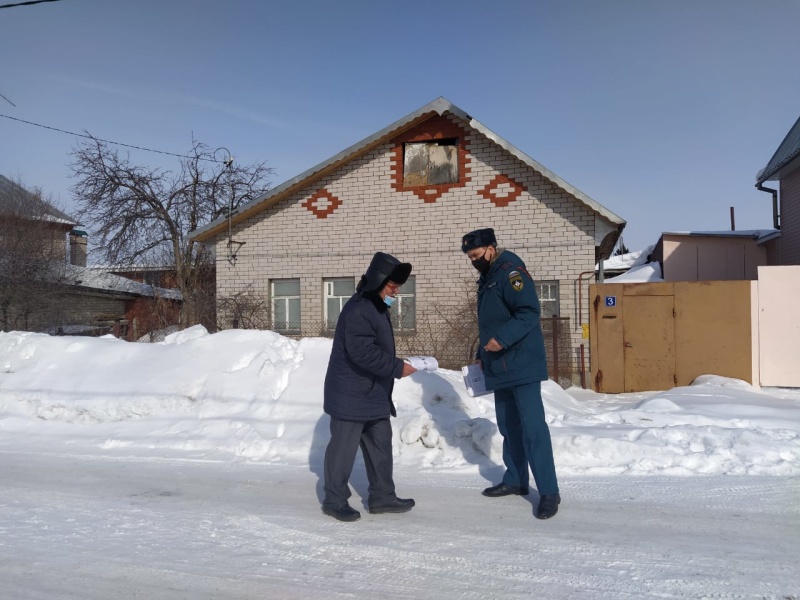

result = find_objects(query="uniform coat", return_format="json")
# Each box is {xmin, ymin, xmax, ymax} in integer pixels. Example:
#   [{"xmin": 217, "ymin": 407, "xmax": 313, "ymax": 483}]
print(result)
[{"xmin": 476, "ymin": 249, "xmax": 548, "ymax": 389}]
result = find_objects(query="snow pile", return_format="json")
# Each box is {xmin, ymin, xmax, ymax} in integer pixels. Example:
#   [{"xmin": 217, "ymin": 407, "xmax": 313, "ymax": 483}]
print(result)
[{"xmin": 1, "ymin": 328, "xmax": 798, "ymax": 476}]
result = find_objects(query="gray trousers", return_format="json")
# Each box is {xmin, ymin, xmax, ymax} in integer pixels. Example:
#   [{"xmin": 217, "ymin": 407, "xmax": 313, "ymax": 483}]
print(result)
[{"xmin": 323, "ymin": 417, "xmax": 395, "ymax": 508}]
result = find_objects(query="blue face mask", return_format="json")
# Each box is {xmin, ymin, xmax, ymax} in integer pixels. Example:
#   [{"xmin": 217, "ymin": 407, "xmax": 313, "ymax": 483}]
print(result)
[{"xmin": 383, "ymin": 295, "xmax": 396, "ymax": 308}]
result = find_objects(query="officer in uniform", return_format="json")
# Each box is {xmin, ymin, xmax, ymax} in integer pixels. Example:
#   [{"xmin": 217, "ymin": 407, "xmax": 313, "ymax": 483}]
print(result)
[{"xmin": 462, "ymin": 228, "xmax": 561, "ymax": 519}]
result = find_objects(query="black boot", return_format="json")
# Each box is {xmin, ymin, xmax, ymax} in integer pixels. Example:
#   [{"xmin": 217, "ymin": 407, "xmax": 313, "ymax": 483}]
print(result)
[
  {"xmin": 322, "ymin": 502, "xmax": 361, "ymax": 522},
  {"xmin": 482, "ymin": 483, "xmax": 530, "ymax": 497},
  {"xmin": 368, "ymin": 496, "xmax": 415, "ymax": 514},
  {"xmin": 535, "ymin": 494, "xmax": 561, "ymax": 519}
]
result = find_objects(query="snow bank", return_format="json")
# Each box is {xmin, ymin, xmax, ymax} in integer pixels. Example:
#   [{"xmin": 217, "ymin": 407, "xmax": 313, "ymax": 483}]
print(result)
[{"xmin": 1, "ymin": 329, "xmax": 798, "ymax": 476}]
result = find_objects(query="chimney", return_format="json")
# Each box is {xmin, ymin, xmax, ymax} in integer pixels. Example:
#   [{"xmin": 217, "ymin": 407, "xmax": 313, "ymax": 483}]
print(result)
[{"xmin": 69, "ymin": 230, "xmax": 87, "ymax": 267}]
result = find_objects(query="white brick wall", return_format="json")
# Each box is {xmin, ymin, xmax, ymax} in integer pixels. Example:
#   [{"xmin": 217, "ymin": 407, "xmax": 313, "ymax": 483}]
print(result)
[{"xmin": 213, "ymin": 115, "xmax": 603, "ymax": 380}]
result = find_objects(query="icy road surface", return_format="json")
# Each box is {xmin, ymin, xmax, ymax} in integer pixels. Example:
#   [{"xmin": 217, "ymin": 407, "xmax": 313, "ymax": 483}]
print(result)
[{"xmin": 1, "ymin": 451, "xmax": 797, "ymax": 600}]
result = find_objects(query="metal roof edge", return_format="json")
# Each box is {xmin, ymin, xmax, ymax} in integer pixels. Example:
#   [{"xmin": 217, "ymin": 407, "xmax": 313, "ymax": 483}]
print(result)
[
  {"xmin": 755, "ymin": 230, "xmax": 782, "ymax": 244},
  {"xmin": 465, "ymin": 116, "xmax": 626, "ymax": 227},
  {"xmin": 662, "ymin": 229, "xmax": 781, "ymax": 242},
  {"xmin": 0, "ymin": 174, "xmax": 79, "ymax": 225},
  {"xmin": 756, "ymin": 115, "xmax": 800, "ymax": 184}
]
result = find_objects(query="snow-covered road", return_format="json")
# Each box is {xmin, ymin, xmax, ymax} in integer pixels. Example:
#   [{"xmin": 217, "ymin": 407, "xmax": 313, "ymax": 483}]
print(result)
[{"xmin": 1, "ymin": 451, "xmax": 797, "ymax": 600}]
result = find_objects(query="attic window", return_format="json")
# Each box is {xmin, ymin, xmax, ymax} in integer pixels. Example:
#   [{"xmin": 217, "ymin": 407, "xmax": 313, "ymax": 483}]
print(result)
[{"xmin": 403, "ymin": 139, "xmax": 459, "ymax": 186}]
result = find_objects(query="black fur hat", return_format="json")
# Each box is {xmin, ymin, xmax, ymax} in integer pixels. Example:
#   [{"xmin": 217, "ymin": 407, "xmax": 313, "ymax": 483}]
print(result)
[
  {"xmin": 357, "ymin": 252, "xmax": 412, "ymax": 293},
  {"xmin": 461, "ymin": 228, "xmax": 497, "ymax": 253}
]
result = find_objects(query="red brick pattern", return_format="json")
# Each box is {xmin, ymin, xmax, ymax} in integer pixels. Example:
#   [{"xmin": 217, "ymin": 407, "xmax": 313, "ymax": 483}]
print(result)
[
  {"xmin": 479, "ymin": 174, "xmax": 527, "ymax": 207},
  {"xmin": 302, "ymin": 188, "xmax": 342, "ymax": 218},
  {"xmin": 390, "ymin": 114, "xmax": 471, "ymax": 203}
]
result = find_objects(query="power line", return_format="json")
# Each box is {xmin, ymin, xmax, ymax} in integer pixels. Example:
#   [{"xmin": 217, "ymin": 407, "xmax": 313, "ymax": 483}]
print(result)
[
  {"xmin": 0, "ymin": 92, "xmax": 16, "ymax": 107},
  {"xmin": 0, "ymin": 0, "xmax": 62, "ymax": 9},
  {"xmin": 0, "ymin": 112, "xmax": 222, "ymax": 162}
]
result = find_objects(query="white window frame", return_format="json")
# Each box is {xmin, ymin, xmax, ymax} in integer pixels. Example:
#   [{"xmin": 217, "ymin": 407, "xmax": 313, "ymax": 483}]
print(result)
[
  {"xmin": 271, "ymin": 278, "xmax": 301, "ymax": 334},
  {"xmin": 324, "ymin": 277, "xmax": 356, "ymax": 331},
  {"xmin": 393, "ymin": 276, "xmax": 416, "ymax": 332},
  {"xmin": 536, "ymin": 281, "xmax": 559, "ymax": 319}
]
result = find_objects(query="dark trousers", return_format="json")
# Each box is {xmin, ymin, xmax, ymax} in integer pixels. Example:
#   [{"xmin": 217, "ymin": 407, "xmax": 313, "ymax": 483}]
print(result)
[
  {"xmin": 494, "ymin": 381, "xmax": 559, "ymax": 496},
  {"xmin": 323, "ymin": 417, "xmax": 396, "ymax": 508}
]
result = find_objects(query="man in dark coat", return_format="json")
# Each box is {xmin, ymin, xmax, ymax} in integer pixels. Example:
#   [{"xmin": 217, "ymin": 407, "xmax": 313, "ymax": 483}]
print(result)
[
  {"xmin": 321, "ymin": 252, "xmax": 417, "ymax": 522},
  {"xmin": 462, "ymin": 228, "xmax": 561, "ymax": 520}
]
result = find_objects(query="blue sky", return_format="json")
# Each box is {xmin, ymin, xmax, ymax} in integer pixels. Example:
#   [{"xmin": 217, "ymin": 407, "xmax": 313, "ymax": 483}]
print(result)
[{"xmin": 1, "ymin": 0, "xmax": 799, "ymax": 252}]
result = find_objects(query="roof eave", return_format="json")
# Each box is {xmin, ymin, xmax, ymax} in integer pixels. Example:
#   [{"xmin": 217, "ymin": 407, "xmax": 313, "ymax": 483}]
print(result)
[
  {"xmin": 756, "ymin": 115, "xmax": 800, "ymax": 184},
  {"xmin": 465, "ymin": 116, "xmax": 626, "ymax": 227},
  {"xmin": 757, "ymin": 153, "xmax": 800, "ymax": 184}
]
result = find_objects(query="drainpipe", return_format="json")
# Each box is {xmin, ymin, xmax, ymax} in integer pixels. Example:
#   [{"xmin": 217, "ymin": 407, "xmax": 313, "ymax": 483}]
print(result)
[
  {"xmin": 576, "ymin": 270, "xmax": 596, "ymax": 331},
  {"xmin": 576, "ymin": 269, "xmax": 597, "ymax": 390},
  {"xmin": 756, "ymin": 183, "xmax": 780, "ymax": 230}
]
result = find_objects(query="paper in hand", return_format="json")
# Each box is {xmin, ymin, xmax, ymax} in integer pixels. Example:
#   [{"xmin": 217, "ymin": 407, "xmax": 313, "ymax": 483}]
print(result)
[
  {"xmin": 405, "ymin": 356, "xmax": 439, "ymax": 372},
  {"xmin": 462, "ymin": 363, "xmax": 493, "ymax": 397}
]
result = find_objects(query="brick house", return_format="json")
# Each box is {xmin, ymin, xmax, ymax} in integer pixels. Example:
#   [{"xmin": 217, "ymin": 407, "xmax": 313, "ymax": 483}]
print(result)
[
  {"xmin": 0, "ymin": 174, "xmax": 79, "ymax": 263},
  {"xmin": 756, "ymin": 114, "xmax": 800, "ymax": 265},
  {"xmin": 90, "ymin": 264, "xmax": 215, "ymax": 334},
  {"xmin": 58, "ymin": 265, "xmax": 182, "ymax": 340},
  {"xmin": 1, "ymin": 175, "xmax": 181, "ymax": 339},
  {"xmin": 191, "ymin": 98, "xmax": 625, "ymax": 381}
]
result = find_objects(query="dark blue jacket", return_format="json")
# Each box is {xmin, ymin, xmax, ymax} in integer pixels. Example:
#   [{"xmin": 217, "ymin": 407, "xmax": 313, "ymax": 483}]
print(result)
[
  {"xmin": 476, "ymin": 250, "xmax": 548, "ymax": 389},
  {"xmin": 324, "ymin": 291, "xmax": 404, "ymax": 422}
]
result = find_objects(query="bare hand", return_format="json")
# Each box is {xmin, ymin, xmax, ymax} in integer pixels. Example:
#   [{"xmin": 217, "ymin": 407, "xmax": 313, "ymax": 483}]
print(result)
[
  {"xmin": 483, "ymin": 338, "xmax": 502, "ymax": 352},
  {"xmin": 401, "ymin": 362, "xmax": 417, "ymax": 377}
]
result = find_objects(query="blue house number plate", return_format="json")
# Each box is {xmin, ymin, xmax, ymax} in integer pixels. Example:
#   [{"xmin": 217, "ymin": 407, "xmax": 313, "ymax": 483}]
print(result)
[{"xmin": 605, "ymin": 296, "xmax": 617, "ymax": 307}]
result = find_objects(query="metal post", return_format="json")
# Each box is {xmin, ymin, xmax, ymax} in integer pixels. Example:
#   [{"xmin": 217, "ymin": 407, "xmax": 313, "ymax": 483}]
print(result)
[
  {"xmin": 580, "ymin": 343, "xmax": 586, "ymax": 389},
  {"xmin": 551, "ymin": 316, "xmax": 559, "ymax": 384}
]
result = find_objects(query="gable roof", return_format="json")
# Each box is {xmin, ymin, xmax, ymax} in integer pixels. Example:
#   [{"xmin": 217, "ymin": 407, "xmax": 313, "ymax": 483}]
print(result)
[
  {"xmin": 0, "ymin": 174, "xmax": 77, "ymax": 225},
  {"xmin": 191, "ymin": 97, "xmax": 625, "ymax": 243},
  {"xmin": 757, "ymin": 115, "xmax": 800, "ymax": 184},
  {"xmin": 67, "ymin": 264, "xmax": 182, "ymax": 300}
]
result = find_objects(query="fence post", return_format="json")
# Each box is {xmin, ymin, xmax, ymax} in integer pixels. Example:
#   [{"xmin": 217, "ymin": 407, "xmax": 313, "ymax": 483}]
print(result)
[
  {"xmin": 551, "ymin": 316, "xmax": 559, "ymax": 383},
  {"xmin": 580, "ymin": 343, "xmax": 586, "ymax": 389}
]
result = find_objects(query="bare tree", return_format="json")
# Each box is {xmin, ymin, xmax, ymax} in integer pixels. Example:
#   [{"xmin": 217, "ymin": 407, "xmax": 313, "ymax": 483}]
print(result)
[
  {"xmin": 427, "ymin": 278, "xmax": 480, "ymax": 367},
  {"xmin": 70, "ymin": 138, "xmax": 272, "ymax": 328},
  {"xmin": 393, "ymin": 279, "xmax": 480, "ymax": 369},
  {"xmin": 0, "ymin": 176, "xmax": 71, "ymax": 332},
  {"xmin": 217, "ymin": 284, "xmax": 271, "ymax": 330}
]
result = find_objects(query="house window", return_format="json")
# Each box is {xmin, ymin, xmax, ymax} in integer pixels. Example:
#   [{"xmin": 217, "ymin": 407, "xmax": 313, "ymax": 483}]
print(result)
[
  {"xmin": 403, "ymin": 139, "xmax": 459, "ymax": 187},
  {"xmin": 271, "ymin": 279, "xmax": 301, "ymax": 333},
  {"xmin": 324, "ymin": 277, "xmax": 356, "ymax": 330},
  {"xmin": 393, "ymin": 276, "xmax": 416, "ymax": 332},
  {"xmin": 536, "ymin": 281, "xmax": 559, "ymax": 319}
]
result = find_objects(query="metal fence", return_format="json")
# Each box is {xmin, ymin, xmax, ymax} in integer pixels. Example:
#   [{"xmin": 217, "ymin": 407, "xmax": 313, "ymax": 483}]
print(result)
[
  {"xmin": 261, "ymin": 315, "xmax": 574, "ymax": 388},
  {"xmin": 541, "ymin": 316, "xmax": 574, "ymax": 388}
]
